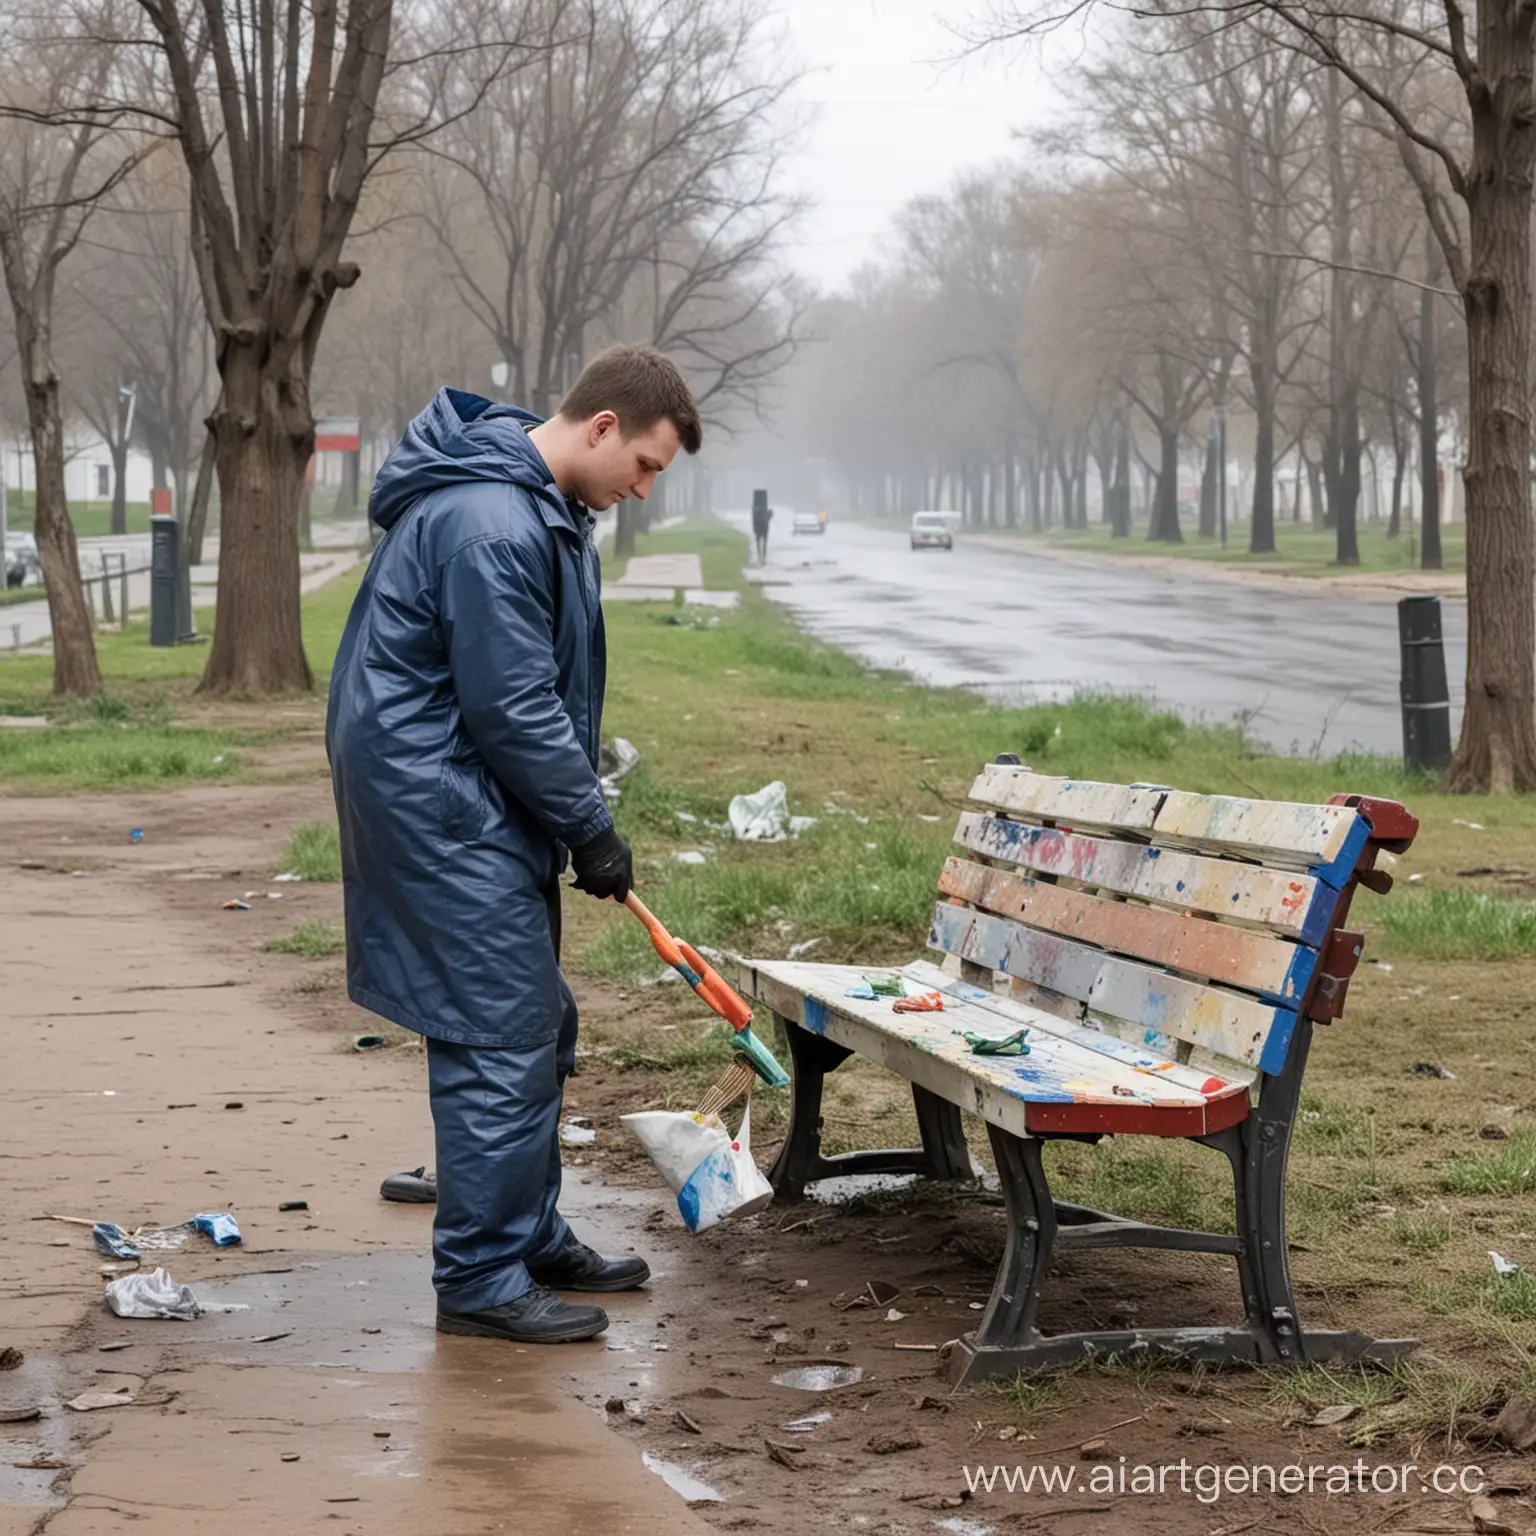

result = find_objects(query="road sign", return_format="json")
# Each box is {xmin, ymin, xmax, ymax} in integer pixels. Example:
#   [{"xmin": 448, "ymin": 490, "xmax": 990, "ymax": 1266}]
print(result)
[{"xmin": 315, "ymin": 417, "xmax": 360, "ymax": 453}]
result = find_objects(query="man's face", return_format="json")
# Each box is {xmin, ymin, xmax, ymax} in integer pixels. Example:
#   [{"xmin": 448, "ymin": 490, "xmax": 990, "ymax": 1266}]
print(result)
[{"xmin": 574, "ymin": 411, "xmax": 682, "ymax": 510}]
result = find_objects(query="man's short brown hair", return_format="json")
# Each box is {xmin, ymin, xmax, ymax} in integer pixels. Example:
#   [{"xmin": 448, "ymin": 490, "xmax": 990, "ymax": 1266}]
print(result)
[{"xmin": 558, "ymin": 345, "xmax": 702, "ymax": 455}]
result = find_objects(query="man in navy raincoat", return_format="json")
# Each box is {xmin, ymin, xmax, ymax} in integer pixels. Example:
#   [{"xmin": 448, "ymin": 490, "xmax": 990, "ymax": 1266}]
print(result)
[{"xmin": 327, "ymin": 346, "xmax": 701, "ymax": 1344}]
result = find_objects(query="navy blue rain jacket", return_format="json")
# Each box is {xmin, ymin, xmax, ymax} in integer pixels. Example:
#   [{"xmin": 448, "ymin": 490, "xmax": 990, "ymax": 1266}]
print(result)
[{"xmin": 326, "ymin": 388, "xmax": 611, "ymax": 1046}]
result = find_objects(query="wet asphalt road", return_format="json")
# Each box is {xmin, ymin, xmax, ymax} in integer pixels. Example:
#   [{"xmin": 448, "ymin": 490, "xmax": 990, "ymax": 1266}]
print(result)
[{"xmin": 751, "ymin": 519, "xmax": 1466, "ymax": 758}]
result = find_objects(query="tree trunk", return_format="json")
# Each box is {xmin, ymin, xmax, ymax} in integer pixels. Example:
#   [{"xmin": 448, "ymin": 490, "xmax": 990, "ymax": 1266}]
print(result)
[
  {"xmin": 1147, "ymin": 425, "xmax": 1183, "ymax": 542},
  {"xmin": 614, "ymin": 501, "xmax": 637, "ymax": 559},
  {"xmin": 23, "ymin": 346, "xmax": 100, "ymax": 694},
  {"xmin": 186, "ymin": 429, "xmax": 217, "ymax": 567},
  {"xmin": 1110, "ymin": 422, "xmax": 1131, "ymax": 538},
  {"xmin": 1329, "ymin": 394, "xmax": 1362, "ymax": 566},
  {"xmin": 1199, "ymin": 427, "xmax": 1217, "ymax": 538},
  {"xmin": 197, "ymin": 357, "xmax": 314, "ymax": 695},
  {"xmin": 1249, "ymin": 382, "xmax": 1277, "ymax": 554},
  {"xmin": 1443, "ymin": 60, "xmax": 1536, "ymax": 790},
  {"xmin": 110, "ymin": 435, "xmax": 129, "ymax": 537},
  {"xmin": 1003, "ymin": 436, "xmax": 1018, "ymax": 528},
  {"xmin": 1419, "ymin": 234, "xmax": 1443, "ymax": 571},
  {"xmin": 1388, "ymin": 419, "xmax": 1405, "ymax": 538}
]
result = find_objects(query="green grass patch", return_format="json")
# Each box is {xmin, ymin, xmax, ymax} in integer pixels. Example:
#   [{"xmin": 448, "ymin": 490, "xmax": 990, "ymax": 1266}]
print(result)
[
  {"xmin": 1441, "ymin": 1126, "xmax": 1536, "ymax": 1196},
  {"xmin": 1263, "ymin": 1359, "xmax": 1499, "ymax": 1445},
  {"xmin": 1388, "ymin": 1213, "xmax": 1454, "ymax": 1253},
  {"xmin": 1362, "ymin": 888, "xmax": 1536, "ymax": 961},
  {"xmin": 284, "ymin": 821, "xmax": 342, "ymax": 882},
  {"xmin": 943, "ymin": 514, "xmax": 1468, "ymax": 577},
  {"xmin": 0, "ymin": 719, "xmax": 239, "ymax": 789},
  {"xmin": 264, "ymin": 920, "xmax": 347, "ymax": 957},
  {"xmin": 1043, "ymin": 1138, "xmax": 1225, "ymax": 1231}
]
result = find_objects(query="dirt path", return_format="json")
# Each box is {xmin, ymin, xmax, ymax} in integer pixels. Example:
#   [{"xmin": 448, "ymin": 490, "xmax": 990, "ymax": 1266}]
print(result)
[{"xmin": 1, "ymin": 783, "xmax": 1531, "ymax": 1535}]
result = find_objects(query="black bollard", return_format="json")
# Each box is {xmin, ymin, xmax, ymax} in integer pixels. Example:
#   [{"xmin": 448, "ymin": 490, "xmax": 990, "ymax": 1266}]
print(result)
[{"xmin": 1398, "ymin": 594, "xmax": 1452, "ymax": 774}]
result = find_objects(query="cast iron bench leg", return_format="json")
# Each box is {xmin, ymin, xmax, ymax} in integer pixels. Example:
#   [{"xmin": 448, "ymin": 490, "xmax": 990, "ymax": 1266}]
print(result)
[{"xmin": 767, "ymin": 1014, "xmax": 973, "ymax": 1201}]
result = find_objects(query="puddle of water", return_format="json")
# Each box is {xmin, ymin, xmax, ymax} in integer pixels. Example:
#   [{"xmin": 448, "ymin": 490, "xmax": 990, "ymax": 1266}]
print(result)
[
  {"xmin": 769, "ymin": 1363, "xmax": 864, "ymax": 1391},
  {"xmin": 779, "ymin": 1411, "xmax": 832, "ymax": 1432},
  {"xmin": 641, "ymin": 1451, "xmax": 726, "ymax": 1503},
  {"xmin": 935, "ymin": 1520, "xmax": 994, "ymax": 1536}
]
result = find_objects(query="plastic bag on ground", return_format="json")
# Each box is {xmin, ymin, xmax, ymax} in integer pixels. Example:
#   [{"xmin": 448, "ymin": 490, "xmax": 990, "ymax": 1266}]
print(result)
[
  {"xmin": 621, "ymin": 1102, "xmax": 773, "ymax": 1233},
  {"xmin": 729, "ymin": 782, "xmax": 789, "ymax": 841},
  {"xmin": 104, "ymin": 1267, "xmax": 203, "ymax": 1320}
]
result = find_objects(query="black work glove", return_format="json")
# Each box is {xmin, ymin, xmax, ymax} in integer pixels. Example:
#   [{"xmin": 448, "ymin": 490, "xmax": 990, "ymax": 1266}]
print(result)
[{"xmin": 569, "ymin": 825, "xmax": 633, "ymax": 903}]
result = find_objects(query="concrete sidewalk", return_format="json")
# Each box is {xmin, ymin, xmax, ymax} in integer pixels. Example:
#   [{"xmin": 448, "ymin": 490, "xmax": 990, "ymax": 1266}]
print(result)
[{"xmin": 0, "ymin": 785, "xmax": 711, "ymax": 1535}]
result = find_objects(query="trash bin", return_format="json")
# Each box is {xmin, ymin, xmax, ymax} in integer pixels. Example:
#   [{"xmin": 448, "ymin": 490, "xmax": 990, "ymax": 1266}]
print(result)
[
  {"xmin": 1398, "ymin": 595, "xmax": 1452, "ymax": 774},
  {"xmin": 150, "ymin": 514, "xmax": 194, "ymax": 647}
]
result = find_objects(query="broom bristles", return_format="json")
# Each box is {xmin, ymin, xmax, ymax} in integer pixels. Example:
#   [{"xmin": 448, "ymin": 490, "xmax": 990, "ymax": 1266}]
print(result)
[{"xmin": 695, "ymin": 1056, "xmax": 757, "ymax": 1119}]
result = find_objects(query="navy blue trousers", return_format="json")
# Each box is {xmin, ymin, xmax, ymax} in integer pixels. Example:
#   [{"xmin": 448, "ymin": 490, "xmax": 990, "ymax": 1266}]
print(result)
[{"xmin": 426, "ymin": 976, "xmax": 578, "ymax": 1312}]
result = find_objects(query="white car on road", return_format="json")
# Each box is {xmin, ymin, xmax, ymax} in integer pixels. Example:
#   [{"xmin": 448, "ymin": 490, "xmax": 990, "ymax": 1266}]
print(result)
[{"xmin": 909, "ymin": 511, "xmax": 954, "ymax": 550}]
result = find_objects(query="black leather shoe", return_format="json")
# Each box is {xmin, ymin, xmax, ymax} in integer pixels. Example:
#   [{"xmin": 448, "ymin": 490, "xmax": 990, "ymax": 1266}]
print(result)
[
  {"xmin": 529, "ymin": 1238, "xmax": 651, "ymax": 1293},
  {"xmin": 380, "ymin": 1167, "xmax": 436, "ymax": 1204},
  {"xmin": 436, "ymin": 1285, "xmax": 608, "ymax": 1343}
]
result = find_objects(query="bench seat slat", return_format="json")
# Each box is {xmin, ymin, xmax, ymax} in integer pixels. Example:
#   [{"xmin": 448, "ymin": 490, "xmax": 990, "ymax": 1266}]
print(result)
[
  {"xmin": 740, "ymin": 959, "xmax": 1251, "ymax": 1139},
  {"xmin": 954, "ymin": 811, "xmax": 1338, "ymax": 945},
  {"xmin": 929, "ymin": 903, "xmax": 1296, "ymax": 1073},
  {"xmin": 938, "ymin": 856, "xmax": 1315, "ymax": 1004},
  {"xmin": 967, "ymin": 765, "xmax": 1165, "ymax": 835},
  {"xmin": 1152, "ymin": 791, "xmax": 1370, "ymax": 888}
]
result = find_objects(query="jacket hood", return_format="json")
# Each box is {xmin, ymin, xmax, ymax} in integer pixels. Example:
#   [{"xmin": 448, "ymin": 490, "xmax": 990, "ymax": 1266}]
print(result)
[{"xmin": 368, "ymin": 388, "xmax": 558, "ymax": 531}]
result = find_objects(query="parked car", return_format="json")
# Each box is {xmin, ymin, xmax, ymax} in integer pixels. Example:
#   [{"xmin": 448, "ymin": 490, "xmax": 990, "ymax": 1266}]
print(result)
[
  {"xmin": 4, "ymin": 531, "xmax": 40, "ymax": 588},
  {"xmin": 791, "ymin": 510, "xmax": 823, "ymax": 535},
  {"xmin": 910, "ymin": 511, "xmax": 954, "ymax": 551}
]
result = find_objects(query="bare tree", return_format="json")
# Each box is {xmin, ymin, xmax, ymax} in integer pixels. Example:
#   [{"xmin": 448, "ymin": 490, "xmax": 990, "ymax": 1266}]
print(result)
[
  {"xmin": 968, "ymin": 0, "xmax": 1536, "ymax": 791},
  {"xmin": 0, "ymin": 12, "xmax": 143, "ymax": 695}
]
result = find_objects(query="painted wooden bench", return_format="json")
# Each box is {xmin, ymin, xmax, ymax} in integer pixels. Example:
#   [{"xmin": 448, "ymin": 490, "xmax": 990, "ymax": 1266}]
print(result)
[{"xmin": 738, "ymin": 761, "xmax": 1419, "ymax": 1384}]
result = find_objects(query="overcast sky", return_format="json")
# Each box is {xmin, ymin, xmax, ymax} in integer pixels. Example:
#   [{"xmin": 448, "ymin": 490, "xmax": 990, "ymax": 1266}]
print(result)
[{"xmin": 773, "ymin": 0, "xmax": 1058, "ymax": 293}]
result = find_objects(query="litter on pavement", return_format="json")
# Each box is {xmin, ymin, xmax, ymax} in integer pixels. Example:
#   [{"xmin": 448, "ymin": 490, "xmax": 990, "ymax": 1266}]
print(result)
[
  {"xmin": 92, "ymin": 1222, "xmax": 141, "ymax": 1261},
  {"xmin": 192, "ymin": 1212, "xmax": 242, "ymax": 1246},
  {"xmin": 104, "ymin": 1268, "xmax": 203, "ymax": 1320}
]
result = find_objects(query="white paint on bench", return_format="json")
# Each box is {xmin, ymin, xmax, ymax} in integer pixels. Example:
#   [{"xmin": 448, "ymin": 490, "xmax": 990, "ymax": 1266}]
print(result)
[
  {"xmin": 740, "ymin": 959, "xmax": 1243, "ymax": 1141},
  {"xmin": 1152, "ymin": 792, "xmax": 1369, "ymax": 886},
  {"xmin": 937, "ymin": 857, "xmax": 1314, "ymax": 1003},
  {"xmin": 928, "ymin": 903, "xmax": 1295, "ymax": 1072},
  {"xmin": 967, "ymin": 766, "xmax": 1166, "ymax": 835},
  {"xmin": 953, "ymin": 812, "xmax": 1337, "ymax": 945}
]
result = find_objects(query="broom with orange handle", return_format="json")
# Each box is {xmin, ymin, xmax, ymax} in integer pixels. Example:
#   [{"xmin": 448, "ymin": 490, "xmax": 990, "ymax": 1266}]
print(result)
[{"xmin": 624, "ymin": 892, "xmax": 790, "ymax": 1113}]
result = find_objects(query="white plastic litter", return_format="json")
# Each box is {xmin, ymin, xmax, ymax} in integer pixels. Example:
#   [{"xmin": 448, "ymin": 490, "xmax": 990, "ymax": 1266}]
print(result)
[
  {"xmin": 622, "ymin": 1102, "xmax": 774, "ymax": 1233},
  {"xmin": 728, "ymin": 782, "xmax": 817, "ymax": 842},
  {"xmin": 559, "ymin": 1121, "xmax": 597, "ymax": 1146},
  {"xmin": 1490, "ymin": 1251, "xmax": 1522, "ymax": 1275},
  {"xmin": 104, "ymin": 1267, "xmax": 203, "ymax": 1320},
  {"xmin": 599, "ymin": 737, "xmax": 642, "ymax": 802},
  {"xmin": 672, "ymin": 850, "xmax": 708, "ymax": 866},
  {"xmin": 730, "ymin": 781, "xmax": 788, "ymax": 841}
]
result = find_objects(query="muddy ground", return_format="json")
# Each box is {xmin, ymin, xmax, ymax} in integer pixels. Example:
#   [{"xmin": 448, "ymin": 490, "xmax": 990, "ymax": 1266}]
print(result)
[{"xmin": 2, "ymin": 778, "xmax": 1533, "ymax": 1535}]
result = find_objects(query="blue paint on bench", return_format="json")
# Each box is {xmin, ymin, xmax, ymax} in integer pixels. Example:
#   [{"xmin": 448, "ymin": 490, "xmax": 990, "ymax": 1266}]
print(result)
[
  {"xmin": 1258, "ymin": 1009, "xmax": 1298, "ymax": 1076},
  {"xmin": 804, "ymin": 998, "xmax": 828, "ymax": 1036},
  {"xmin": 1310, "ymin": 812, "xmax": 1372, "ymax": 890}
]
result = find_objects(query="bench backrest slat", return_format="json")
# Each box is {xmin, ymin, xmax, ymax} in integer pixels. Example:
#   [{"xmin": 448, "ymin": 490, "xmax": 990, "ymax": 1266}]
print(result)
[
  {"xmin": 1152, "ymin": 791, "xmax": 1370, "ymax": 889},
  {"xmin": 938, "ymin": 768, "xmax": 1390, "ymax": 1082},
  {"xmin": 929, "ymin": 902, "xmax": 1297, "ymax": 1073},
  {"xmin": 967, "ymin": 765, "xmax": 1165, "ymax": 835},
  {"xmin": 937, "ymin": 856, "xmax": 1314, "ymax": 1005},
  {"xmin": 953, "ymin": 812, "xmax": 1339, "ymax": 946}
]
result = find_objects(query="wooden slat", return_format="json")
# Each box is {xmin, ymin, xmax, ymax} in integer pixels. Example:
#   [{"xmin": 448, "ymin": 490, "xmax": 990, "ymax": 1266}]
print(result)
[
  {"xmin": 938, "ymin": 857, "xmax": 1314, "ymax": 1005},
  {"xmin": 967, "ymin": 766, "xmax": 1166, "ymax": 835},
  {"xmin": 928, "ymin": 903, "xmax": 1295, "ymax": 1073},
  {"xmin": 1152, "ymin": 792, "xmax": 1370, "ymax": 888},
  {"xmin": 740, "ymin": 959, "xmax": 1250, "ymax": 1139},
  {"xmin": 902, "ymin": 960, "xmax": 1246, "ymax": 1094},
  {"xmin": 953, "ymin": 811, "xmax": 1338, "ymax": 946}
]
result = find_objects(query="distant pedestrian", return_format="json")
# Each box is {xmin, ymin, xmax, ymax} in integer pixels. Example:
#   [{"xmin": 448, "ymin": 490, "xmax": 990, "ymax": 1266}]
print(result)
[
  {"xmin": 328, "ymin": 345, "xmax": 701, "ymax": 1346},
  {"xmin": 751, "ymin": 488, "xmax": 772, "ymax": 564}
]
